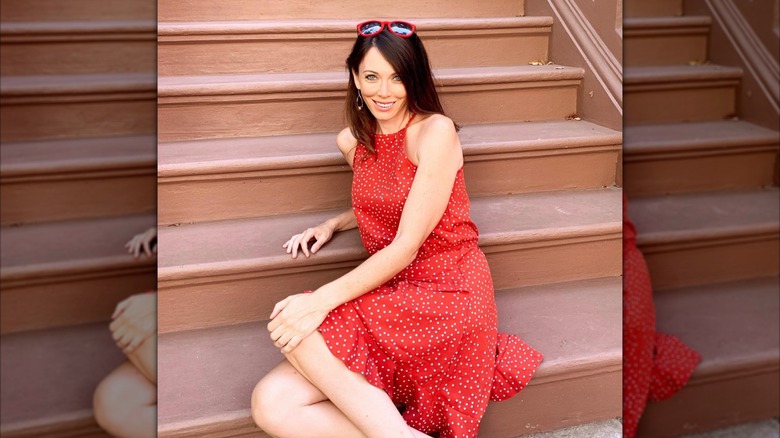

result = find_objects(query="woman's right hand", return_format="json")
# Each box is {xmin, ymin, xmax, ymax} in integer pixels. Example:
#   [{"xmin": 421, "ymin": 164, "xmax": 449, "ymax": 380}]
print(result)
[{"xmin": 282, "ymin": 222, "xmax": 334, "ymax": 258}]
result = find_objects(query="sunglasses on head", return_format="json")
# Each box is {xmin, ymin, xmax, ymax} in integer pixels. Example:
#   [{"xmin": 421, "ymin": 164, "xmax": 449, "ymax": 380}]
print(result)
[{"xmin": 356, "ymin": 20, "xmax": 416, "ymax": 38}]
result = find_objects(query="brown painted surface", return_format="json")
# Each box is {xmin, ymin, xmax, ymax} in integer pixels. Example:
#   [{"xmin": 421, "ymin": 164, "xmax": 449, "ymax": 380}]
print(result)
[
  {"xmin": 0, "ymin": 214, "xmax": 156, "ymax": 333},
  {"xmin": 625, "ymin": 120, "xmax": 780, "ymax": 196},
  {"xmin": 1, "ymin": 36, "xmax": 156, "ymax": 76},
  {"xmin": 686, "ymin": 0, "xmax": 780, "ymax": 131},
  {"xmin": 158, "ymin": 18, "xmax": 551, "ymax": 75},
  {"xmin": 157, "ymin": 66, "xmax": 582, "ymax": 141},
  {"xmin": 1, "ymin": 173, "xmax": 156, "ymax": 226},
  {"xmin": 638, "ymin": 278, "xmax": 780, "ymax": 436},
  {"xmin": 157, "ymin": 277, "xmax": 622, "ymax": 436},
  {"xmin": 624, "ymin": 0, "xmax": 683, "ymax": 18},
  {"xmin": 157, "ymin": 0, "xmax": 525, "ymax": 22},
  {"xmin": 0, "ymin": 323, "xmax": 126, "ymax": 435},
  {"xmin": 157, "ymin": 130, "xmax": 619, "ymax": 224},
  {"xmin": 624, "ymin": 80, "xmax": 738, "ymax": 124},
  {"xmin": 630, "ymin": 189, "xmax": 780, "ymax": 289},
  {"xmin": 525, "ymin": 0, "xmax": 623, "ymax": 132},
  {"xmin": 0, "ymin": 0, "xmax": 155, "ymax": 21},
  {"xmin": 155, "ymin": 1, "xmax": 624, "ymax": 434},
  {"xmin": 623, "ymin": 20, "xmax": 709, "ymax": 66},
  {"xmin": 624, "ymin": 148, "xmax": 778, "ymax": 196},
  {"xmin": 157, "ymin": 189, "xmax": 621, "ymax": 333}
]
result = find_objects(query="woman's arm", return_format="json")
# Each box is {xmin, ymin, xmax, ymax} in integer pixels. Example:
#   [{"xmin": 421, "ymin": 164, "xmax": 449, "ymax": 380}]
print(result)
[
  {"xmin": 283, "ymin": 208, "xmax": 357, "ymax": 258},
  {"xmin": 282, "ymin": 128, "xmax": 360, "ymax": 258},
  {"xmin": 269, "ymin": 115, "xmax": 463, "ymax": 352}
]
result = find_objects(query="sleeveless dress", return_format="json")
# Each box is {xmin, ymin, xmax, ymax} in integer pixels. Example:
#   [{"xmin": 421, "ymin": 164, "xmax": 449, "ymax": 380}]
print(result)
[{"xmin": 316, "ymin": 115, "xmax": 544, "ymax": 437}]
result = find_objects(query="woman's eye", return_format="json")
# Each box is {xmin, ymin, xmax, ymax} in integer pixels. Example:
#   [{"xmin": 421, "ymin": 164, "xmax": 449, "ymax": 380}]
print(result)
[
  {"xmin": 365, "ymin": 74, "xmax": 377, "ymax": 80},
  {"xmin": 392, "ymin": 75, "xmax": 402, "ymax": 81}
]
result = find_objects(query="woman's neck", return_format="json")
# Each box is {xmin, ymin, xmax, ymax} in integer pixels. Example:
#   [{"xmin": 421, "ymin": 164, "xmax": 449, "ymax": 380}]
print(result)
[{"xmin": 376, "ymin": 111, "xmax": 412, "ymax": 135}]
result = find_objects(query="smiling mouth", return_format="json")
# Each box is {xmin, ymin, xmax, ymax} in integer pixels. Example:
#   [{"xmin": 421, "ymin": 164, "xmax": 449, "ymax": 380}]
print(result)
[{"xmin": 373, "ymin": 100, "xmax": 395, "ymax": 110}]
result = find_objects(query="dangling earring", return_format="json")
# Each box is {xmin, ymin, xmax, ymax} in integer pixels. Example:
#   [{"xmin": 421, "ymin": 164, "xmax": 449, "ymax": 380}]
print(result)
[{"xmin": 356, "ymin": 90, "xmax": 364, "ymax": 110}]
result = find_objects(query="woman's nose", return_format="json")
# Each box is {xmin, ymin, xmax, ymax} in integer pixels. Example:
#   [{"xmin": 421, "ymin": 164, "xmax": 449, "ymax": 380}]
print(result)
[{"xmin": 378, "ymin": 81, "xmax": 391, "ymax": 97}]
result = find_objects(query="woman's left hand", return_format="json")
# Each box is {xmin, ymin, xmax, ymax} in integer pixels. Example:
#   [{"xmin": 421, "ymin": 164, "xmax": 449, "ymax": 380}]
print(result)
[{"xmin": 267, "ymin": 293, "xmax": 330, "ymax": 353}]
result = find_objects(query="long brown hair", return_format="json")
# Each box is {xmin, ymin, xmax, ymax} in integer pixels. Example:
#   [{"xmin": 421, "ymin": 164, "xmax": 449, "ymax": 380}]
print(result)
[{"xmin": 345, "ymin": 26, "xmax": 457, "ymax": 154}]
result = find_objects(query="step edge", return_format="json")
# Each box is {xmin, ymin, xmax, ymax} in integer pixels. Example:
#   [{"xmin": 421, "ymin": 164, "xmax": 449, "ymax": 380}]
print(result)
[
  {"xmin": 156, "ymin": 355, "xmax": 622, "ymax": 430},
  {"xmin": 157, "ymin": 16, "xmax": 554, "ymax": 36},
  {"xmin": 158, "ymin": 222, "xmax": 622, "ymax": 282},
  {"xmin": 157, "ymin": 66, "xmax": 585, "ymax": 97},
  {"xmin": 623, "ymin": 65, "xmax": 744, "ymax": 84},
  {"xmin": 157, "ymin": 135, "xmax": 623, "ymax": 178}
]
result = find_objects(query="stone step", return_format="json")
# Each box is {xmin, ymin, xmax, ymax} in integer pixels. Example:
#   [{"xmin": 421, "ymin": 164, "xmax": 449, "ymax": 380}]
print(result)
[
  {"xmin": 157, "ymin": 276, "xmax": 622, "ymax": 437},
  {"xmin": 158, "ymin": 17, "xmax": 552, "ymax": 75},
  {"xmin": 623, "ymin": 16, "xmax": 711, "ymax": 67},
  {"xmin": 623, "ymin": 120, "xmax": 780, "ymax": 196},
  {"xmin": 157, "ymin": 120, "xmax": 622, "ymax": 225},
  {"xmin": 0, "ymin": 213, "xmax": 156, "ymax": 334},
  {"xmin": 628, "ymin": 188, "xmax": 780, "ymax": 290},
  {"xmin": 0, "ymin": 73, "xmax": 156, "ymax": 142},
  {"xmin": 623, "ymin": 65, "xmax": 742, "ymax": 125},
  {"xmin": 0, "ymin": 20, "xmax": 156, "ymax": 76},
  {"xmin": 158, "ymin": 0, "xmax": 525, "ymax": 22},
  {"xmin": 623, "ymin": 0, "xmax": 683, "ymax": 18},
  {"xmin": 0, "ymin": 322, "xmax": 124, "ymax": 437},
  {"xmin": 157, "ymin": 65, "xmax": 584, "ymax": 142},
  {"xmin": 157, "ymin": 188, "xmax": 622, "ymax": 333},
  {"xmin": 1, "ymin": 135, "xmax": 156, "ymax": 226},
  {"xmin": 637, "ymin": 277, "xmax": 780, "ymax": 437},
  {"xmin": 0, "ymin": 0, "xmax": 154, "ymax": 22}
]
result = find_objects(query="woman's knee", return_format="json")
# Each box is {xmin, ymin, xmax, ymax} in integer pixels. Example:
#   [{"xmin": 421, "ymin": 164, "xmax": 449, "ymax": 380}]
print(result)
[
  {"xmin": 251, "ymin": 373, "xmax": 294, "ymax": 435},
  {"xmin": 93, "ymin": 362, "xmax": 154, "ymax": 433}
]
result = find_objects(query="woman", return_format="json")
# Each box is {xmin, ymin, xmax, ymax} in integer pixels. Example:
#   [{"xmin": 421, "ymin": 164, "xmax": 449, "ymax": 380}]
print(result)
[
  {"xmin": 93, "ymin": 227, "xmax": 157, "ymax": 438},
  {"xmin": 252, "ymin": 20, "xmax": 543, "ymax": 437}
]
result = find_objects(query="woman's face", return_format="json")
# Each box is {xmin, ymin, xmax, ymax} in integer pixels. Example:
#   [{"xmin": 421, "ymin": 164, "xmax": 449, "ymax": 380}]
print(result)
[{"xmin": 353, "ymin": 47, "xmax": 409, "ymax": 129}]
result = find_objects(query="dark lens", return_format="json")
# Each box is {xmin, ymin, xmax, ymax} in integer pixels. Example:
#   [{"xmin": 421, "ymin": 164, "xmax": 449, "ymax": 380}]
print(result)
[
  {"xmin": 359, "ymin": 22, "xmax": 382, "ymax": 35},
  {"xmin": 390, "ymin": 22, "xmax": 413, "ymax": 35}
]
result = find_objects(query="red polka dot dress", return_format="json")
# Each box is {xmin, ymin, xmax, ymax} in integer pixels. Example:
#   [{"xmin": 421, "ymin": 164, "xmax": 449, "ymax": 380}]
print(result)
[
  {"xmin": 317, "ymin": 115, "xmax": 544, "ymax": 437},
  {"xmin": 623, "ymin": 195, "xmax": 701, "ymax": 438}
]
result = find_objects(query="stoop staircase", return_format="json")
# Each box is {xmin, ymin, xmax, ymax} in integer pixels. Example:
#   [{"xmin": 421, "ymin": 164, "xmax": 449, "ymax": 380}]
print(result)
[
  {"xmin": 0, "ymin": 0, "xmax": 156, "ymax": 436},
  {"xmin": 156, "ymin": 1, "xmax": 623, "ymax": 436},
  {"xmin": 623, "ymin": 0, "xmax": 780, "ymax": 436}
]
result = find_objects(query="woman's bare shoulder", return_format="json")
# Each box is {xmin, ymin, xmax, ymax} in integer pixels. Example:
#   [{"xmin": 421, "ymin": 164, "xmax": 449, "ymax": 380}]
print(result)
[
  {"xmin": 418, "ymin": 113, "xmax": 455, "ymax": 132},
  {"xmin": 336, "ymin": 127, "xmax": 358, "ymax": 154}
]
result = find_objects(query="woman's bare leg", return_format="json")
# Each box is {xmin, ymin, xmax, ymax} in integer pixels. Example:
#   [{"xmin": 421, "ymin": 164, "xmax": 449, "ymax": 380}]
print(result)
[
  {"xmin": 93, "ymin": 361, "xmax": 156, "ymax": 438},
  {"xmin": 284, "ymin": 331, "xmax": 429, "ymax": 438},
  {"xmin": 126, "ymin": 334, "xmax": 156, "ymax": 384},
  {"xmin": 252, "ymin": 359, "xmax": 366, "ymax": 438}
]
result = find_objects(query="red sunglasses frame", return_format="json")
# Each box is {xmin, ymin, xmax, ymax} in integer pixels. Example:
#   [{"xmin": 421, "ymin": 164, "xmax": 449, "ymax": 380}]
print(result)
[{"xmin": 356, "ymin": 20, "xmax": 417, "ymax": 38}]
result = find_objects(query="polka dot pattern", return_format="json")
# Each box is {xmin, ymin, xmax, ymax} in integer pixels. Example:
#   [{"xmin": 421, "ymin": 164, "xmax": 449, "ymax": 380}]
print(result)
[
  {"xmin": 316, "ymin": 116, "xmax": 543, "ymax": 437},
  {"xmin": 623, "ymin": 196, "xmax": 701, "ymax": 438}
]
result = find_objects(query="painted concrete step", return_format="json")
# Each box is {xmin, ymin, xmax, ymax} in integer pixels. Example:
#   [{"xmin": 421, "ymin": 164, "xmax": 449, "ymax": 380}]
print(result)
[
  {"xmin": 157, "ymin": 120, "xmax": 622, "ymax": 225},
  {"xmin": 623, "ymin": 120, "xmax": 780, "ymax": 196},
  {"xmin": 1, "ymin": 135, "xmax": 156, "ymax": 226},
  {"xmin": 157, "ymin": 276, "xmax": 622, "ymax": 437},
  {"xmin": 157, "ymin": 188, "xmax": 622, "ymax": 333},
  {"xmin": 158, "ymin": 0, "xmax": 525, "ymax": 22},
  {"xmin": 637, "ymin": 277, "xmax": 780, "ymax": 437},
  {"xmin": 0, "ymin": 20, "xmax": 156, "ymax": 75},
  {"xmin": 623, "ymin": 0, "xmax": 682, "ymax": 18},
  {"xmin": 158, "ymin": 17, "xmax": 552, "ymax": 75},
  {"xmin": 0, "ymin": 213, "xmax": 156, "ymax": 334},
  {"xmin": 0, "ymin": 322, "xmax": 123, "ymax": 437},
  {"xmin": 623, "ymin": 65, "xmax": 742, "ymax": 125},
  {"xmin": 157, "ymin": 65, "xmax": 584, "ymax": 142},
  {"xmin": 628, "ymin": 188, "xmax": 780, "ymax": 290},
  {"xmin": 0, "ymin": 73, "xmax": 156, "ymax": 142},
  {"xmin": 0, "ymin": 0, "xmax": 154, "ymax": 22},
  {"xmin": 623, "ymin": 17, "xmax": 711, "ymax": 67}
]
